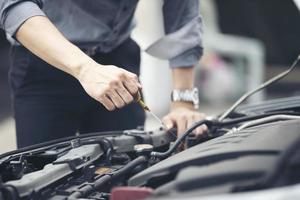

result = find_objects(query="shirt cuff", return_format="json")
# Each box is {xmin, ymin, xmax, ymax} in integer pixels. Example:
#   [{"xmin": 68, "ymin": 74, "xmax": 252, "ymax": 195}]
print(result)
[
  {"xmin": 169, "ymin": 46, "xmax": 203, "ymax": 68},
  {"xmin": 145, "ymin": 16, "xmax": 203, "ymax": 60},
  {"xmin": 4, "ymin": 1, "xmax": 45, "ymax": 37}
]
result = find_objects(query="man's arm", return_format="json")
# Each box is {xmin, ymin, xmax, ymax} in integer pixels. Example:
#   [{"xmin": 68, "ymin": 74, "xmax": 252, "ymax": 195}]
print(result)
[
  {"xmin": 157, "ymin": 0, "xmax": 206, "ymax": 136},
  {"xmin": 16, "ymin": 16, "xmax": 90, "ymax": 78},
  {"xmin": 15, "ymin": 16, "xmax": 140, "ymax": 110},
  {"xmin": 162, "ymin": 67, "xmax": 207, "ymax": 136}
]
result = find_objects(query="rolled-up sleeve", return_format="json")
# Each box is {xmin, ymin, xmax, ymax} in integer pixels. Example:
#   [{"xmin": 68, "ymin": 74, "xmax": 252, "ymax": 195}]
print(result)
[
  {"xmin": 145, "ymin": 0, "xmax": 203, "ymax": 68},
  {"xmin": 0, "ymin": 0, "xmax": 45, "ymax": 37}
]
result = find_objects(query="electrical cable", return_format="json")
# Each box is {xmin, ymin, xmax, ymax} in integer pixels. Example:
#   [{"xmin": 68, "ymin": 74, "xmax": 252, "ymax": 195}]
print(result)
[
  {"xmin": 225, "ymin": 115, "xmax": 300, "ymax": 135},
  {"xmin": 218, "ymin": 111, "xmax": 300, "ymax": 127},
  {"xmin": 235, "ymin": 115, "xmax": 300, "ymax": 131},
  {"xmin": 151, "ymin": 119, "xmax": 213, "ymax": 159},
  {"xmin": 150, "ymin": 110, "xmax": 300, "ymax": 160},
  {"xmin": 219, "ymin": 55, "xmax": 300, "ymax": 121}
]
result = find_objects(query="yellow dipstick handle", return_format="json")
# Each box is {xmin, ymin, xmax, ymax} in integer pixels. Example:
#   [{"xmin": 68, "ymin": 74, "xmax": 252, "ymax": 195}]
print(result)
[{"xmin": 135, "ymin": 92, "xmax": 150, "ymax": 111}]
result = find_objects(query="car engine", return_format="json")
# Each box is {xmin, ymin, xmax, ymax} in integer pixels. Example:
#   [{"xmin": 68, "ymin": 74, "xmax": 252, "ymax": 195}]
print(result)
[{"xmin": 1, "ymin": 95, "xmax": 300, "ymax": 200}]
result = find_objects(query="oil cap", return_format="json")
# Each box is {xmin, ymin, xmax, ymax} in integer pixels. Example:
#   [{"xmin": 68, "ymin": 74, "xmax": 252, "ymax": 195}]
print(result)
[{"xmin": 134, "ymin": 144, "xmax": 153, "ymax": 157}]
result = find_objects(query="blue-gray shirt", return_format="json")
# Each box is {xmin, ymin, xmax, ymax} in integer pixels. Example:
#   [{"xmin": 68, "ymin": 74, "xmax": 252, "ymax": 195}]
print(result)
[{"xmin": 0, "ymin": 0, "xmax": 203, "ymax": 68}]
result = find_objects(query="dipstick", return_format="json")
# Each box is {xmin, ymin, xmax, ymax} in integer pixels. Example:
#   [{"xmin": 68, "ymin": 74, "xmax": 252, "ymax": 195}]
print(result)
[{"xmin": 135, "ymin": 92, "xmax": 164, "ymax": 127}]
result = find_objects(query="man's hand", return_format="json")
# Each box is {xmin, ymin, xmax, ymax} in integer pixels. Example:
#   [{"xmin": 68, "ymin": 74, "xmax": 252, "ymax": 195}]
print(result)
[
  {"xmin": 162, "ymin": 102, "xmax": 208, "ymax": 137},
  {"xmin": 78, "ymin": 61, "xmax": 141, "ymax": 111},
  {"xmin": 16, "ymin": 16, "xmax": 140, "ymax": 111}
]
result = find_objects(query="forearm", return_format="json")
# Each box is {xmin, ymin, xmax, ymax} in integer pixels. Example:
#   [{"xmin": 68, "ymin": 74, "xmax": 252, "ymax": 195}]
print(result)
[
  {"xmin": 172, "ymin": 67, "xmax": 195, "ymax": 89},
  {"xmin": 16, "ymin": 16, "xmax": 93, "ymax": 79},
  {"xmin": 171, "ymin": 66, "xmax": 195, "ymax": 110}
]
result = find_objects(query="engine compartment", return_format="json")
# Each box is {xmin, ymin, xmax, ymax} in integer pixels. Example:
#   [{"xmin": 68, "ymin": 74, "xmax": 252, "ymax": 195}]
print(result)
[{"xmin": 1, "ymin": 96, "xmax": 300, "ymax": 200}]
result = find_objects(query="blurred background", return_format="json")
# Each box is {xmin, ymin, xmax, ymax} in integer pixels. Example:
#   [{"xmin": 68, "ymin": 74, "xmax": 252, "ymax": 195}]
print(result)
[{"xmin": 0, "ymin": 0, "xmax": 299, "ymax": 153}]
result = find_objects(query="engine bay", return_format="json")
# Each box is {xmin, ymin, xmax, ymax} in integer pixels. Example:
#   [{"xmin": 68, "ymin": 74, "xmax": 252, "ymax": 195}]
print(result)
[{"xmin": 1, "ymin": 95, "xmax": 300, "ymax": 200}]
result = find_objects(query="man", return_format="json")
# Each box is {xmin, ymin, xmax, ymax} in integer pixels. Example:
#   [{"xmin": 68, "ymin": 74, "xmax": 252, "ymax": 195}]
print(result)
[{"xmin": 0, "ymin": 0, "xmax": 207, "ymax": 148}]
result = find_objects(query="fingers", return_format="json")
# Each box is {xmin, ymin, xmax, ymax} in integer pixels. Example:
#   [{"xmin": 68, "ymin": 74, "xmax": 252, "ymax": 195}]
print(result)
[
  {"xmin": 187, "ymin": 117, "xmax": 195, "ymax": 136},
  {"xmin": 118, "ymin": 70, "xmax": 141, "ymax": 94},
  {"xmin": 162, "ymin": 116, "xmax": 175, "ymax": 130},
  {"xmin": 185, "ymin": 113, "xmax": 207, "ymax": 136},
  {"xmin": 99, "ymin": 87, "xmax": 135, "ymax": 111},
  {"xmin": 116, "ymin": 85, "xmax": 134, "ymax": 104},
  {"xmin": 127, "ymin": 71, "xmax": 141, "ymax": 87},
  {"xmin": 98, "ymin": 95, "xmax": 115, "ymax": 111},
  {"xmin": 163, "ymin": 114, "xmax": 188, "ymax": 136},
  {"xmin": 163, "ymin": 111, "xmax": 207, "ymax": 138},
  {"xmin": 165, "ymin": 114, "xmax": 188, "ymax": 151},
  {"xmin": 106, "ymin": 70, "xmax": 140, "ymax": 109},
  {"xmin": 106, "ymin": 90, "xmax": 126, "ymax": 109},
  {"xmin": 176, "ymin": 115, "xmax": 188, "ymax": 137},
  {"xmin": 194, "ymin": 113, "xmax": 208, "ymax": 136},
  {"xmin": 123, "ymin": 78, "xmax": 140, "ymax": 96},
  {"xmin": 111, "ymin": 70, "xmax": 140, "ymax": 107}
]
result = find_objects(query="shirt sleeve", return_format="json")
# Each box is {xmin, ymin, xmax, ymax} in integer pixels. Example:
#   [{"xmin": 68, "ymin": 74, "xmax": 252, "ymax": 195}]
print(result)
[
  {"xmin": 145, "ymin": 0, "xmax": 204, "ymax": 68},
  {"xmin": 0, "ymin": 0, "xmax": 45, "ymax": 37}
]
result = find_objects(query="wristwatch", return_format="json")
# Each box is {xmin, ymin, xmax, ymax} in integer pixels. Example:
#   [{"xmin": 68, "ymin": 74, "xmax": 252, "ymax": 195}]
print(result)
[{"xmin": 171, "ymin": 87, "xmax": 199, "ymax": 109}]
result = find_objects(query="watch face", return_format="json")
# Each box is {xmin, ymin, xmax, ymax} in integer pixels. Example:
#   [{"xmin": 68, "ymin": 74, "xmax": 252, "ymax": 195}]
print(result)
[{"xmin": 171, "ymin": 88, "xmax": 199, "ymax": 109}]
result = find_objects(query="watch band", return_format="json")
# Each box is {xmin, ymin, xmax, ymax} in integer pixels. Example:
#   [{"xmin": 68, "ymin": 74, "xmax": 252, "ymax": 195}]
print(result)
[{"xmin": 171, "ymin": 88, "xmax": 199, "ymax": 109}]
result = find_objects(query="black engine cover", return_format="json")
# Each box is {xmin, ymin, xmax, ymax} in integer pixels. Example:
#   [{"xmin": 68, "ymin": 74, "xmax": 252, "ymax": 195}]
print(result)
[{"xmin": 129, "ymin": 119, "xmax": 300, "ymax": 197}]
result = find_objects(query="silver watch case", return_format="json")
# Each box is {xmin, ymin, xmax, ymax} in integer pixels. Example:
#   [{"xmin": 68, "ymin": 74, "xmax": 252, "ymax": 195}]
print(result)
[{"xmin": 171, "ymin": 88, "xmax": 199, "ymax": 109}]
